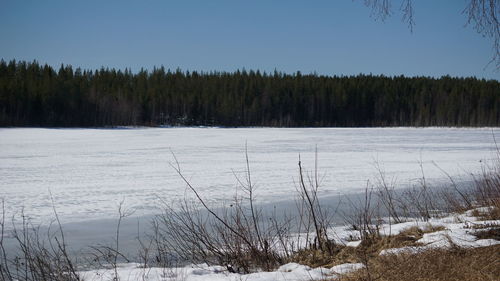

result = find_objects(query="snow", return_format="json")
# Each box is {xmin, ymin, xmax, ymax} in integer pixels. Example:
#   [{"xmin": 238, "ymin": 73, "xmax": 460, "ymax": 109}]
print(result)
[
  {"xmin": 329, "ymin": 263, "xmax": 365, "ymax": 274},
  {"xmin": 78, "ymin": 262, "xmax": 366, "ymax": 281},
  {"xmin": 1, "ymin": 127, "xmax": 497, "ymax": 228},
  {"xmin": 78, "ymin": 262, "xmax": 361, "ymax": 281},
  {"xmin": 345, "ymin": 240, "xmax": 362, "ymax": 247},
  {"xmin": 378, "ymin": 209, "xmax": 500, "ymax": 255},
  {"xmin": 281, "ymin": 206, "xmax": 500, "ymax": 256}
]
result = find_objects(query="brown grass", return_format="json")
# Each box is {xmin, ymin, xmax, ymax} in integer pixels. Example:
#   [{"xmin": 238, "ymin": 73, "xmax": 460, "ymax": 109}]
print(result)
[
  {"xmin": 471, "ymin": 206, "xmax": 500, "ymax": 221},
  {"xmin": 486, "ymin": 206, "xmax": 500, "ymax": 220},
  {"xmin": 474, "ymin": 227, "xmax": 500, "ymax": 240},
  {"xmin": 361, "ymin": 225, "xmax": 444, "ymax": 251},
  {"xmin": 288, "ymin": 241, "xmax": 344, "ymax": 268},
  {"xmin": 289, "ymin": 226, "xmax": 445, "ymax": 268},
  {"xmin": 340, "ymin": 245, "xmax": 500, "ymax": 281}
]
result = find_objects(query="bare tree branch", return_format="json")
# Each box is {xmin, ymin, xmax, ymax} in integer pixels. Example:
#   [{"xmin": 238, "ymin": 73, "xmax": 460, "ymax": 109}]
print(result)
[
  {"xmin": 464, "ymin": 0, "xmax": 500, "ymax": 69},
  {"xmin": 363, "ymin": 0, "xmax": 500, "ymax": 69}
]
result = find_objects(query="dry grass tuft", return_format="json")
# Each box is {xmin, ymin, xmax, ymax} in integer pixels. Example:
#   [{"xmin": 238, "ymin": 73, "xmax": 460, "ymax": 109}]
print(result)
[
  {"xmin": 490, "ymin": 206, "xmax": 500, "ymax": 220},
  {"xmin": 290, "ymin": 226, "xmax": 445, "ymax": 268},
  {"xmin": 289, "ymin": 243, "xmax": 343, "ymax": 268},
  {"xmin": 474, "ymin": 227, "xmax": 500, "ymax": 240},
  {"xmin": 361, "ymin": 225, "xmax": 444, "ymax": 253},
  {"xmin": 470, "ymin": 206, "xmax": 500, "ymax": 221},
  {"xmin": 340, "ymin": 245, "xmax": 500, "ymax": 281},
  {"xmin": 474, "ymin": 206, "xmax": 500, "ymax": 220}
]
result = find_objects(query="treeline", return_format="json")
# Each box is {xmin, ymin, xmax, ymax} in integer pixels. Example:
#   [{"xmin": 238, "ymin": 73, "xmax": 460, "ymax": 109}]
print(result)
[{"xmin": 0, "ymin": 59, "xmax": 499, "ymax": 127}]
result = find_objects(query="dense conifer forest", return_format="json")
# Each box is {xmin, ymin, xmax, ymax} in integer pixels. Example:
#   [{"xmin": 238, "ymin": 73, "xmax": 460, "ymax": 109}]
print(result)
[{"xmin": 0, "ymin": 59, "xmax": 499, "ymax": 127}]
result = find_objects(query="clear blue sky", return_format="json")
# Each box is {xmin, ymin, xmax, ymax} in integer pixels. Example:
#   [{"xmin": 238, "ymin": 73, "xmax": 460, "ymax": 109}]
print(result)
[{"xmin": 1, "ymin": 0, "xmax": 498, "ymax": 80}]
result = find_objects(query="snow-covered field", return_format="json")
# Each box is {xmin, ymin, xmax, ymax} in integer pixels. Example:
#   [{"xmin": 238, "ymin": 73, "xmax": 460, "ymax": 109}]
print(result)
[{"xmin": 0, "ymin": 127, "xmax": 498, "ymax": 227}]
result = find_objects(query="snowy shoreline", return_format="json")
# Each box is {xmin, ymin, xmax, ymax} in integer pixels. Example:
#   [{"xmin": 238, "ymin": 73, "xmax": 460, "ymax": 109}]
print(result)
[{"xmin": 76, "ymin": 207, "xmax": 500, "ymax": 281}]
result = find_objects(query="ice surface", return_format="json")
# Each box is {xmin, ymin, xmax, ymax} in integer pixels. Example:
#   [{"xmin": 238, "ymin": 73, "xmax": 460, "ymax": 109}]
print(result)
[{"xmin": 0, "ymin": 127, "xmax": 498, "ymax": 227}]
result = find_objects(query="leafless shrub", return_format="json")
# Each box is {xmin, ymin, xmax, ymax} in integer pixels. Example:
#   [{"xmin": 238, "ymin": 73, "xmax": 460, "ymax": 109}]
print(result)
[
  {"xmin": 0, "ymin": 202, "xmax": 80, "ymax": 281},
  {"xmin": 0, "ymin": 199, "xmax": 13, "ymax": 281},
  {"xmin": 464, "ymin": 0, "xmax": 500, "ymax": 69},
  {"xmin": 295, "ymin": 150, "xmax": 336, "ymax": 254},
  {"xmin": 374, "ymin": 159, "xmax": 456, "ymax": 223},
  {"xmin": 285, "ymin": 150, "xmax": 340, "ymax": 268},
  {"xmin": 86, "ymin": 200, "xmax": 134, "ymax": 281},
  {"xmin": 373, "ymin": 163, "xmax": 406, "ymax": 224},
  {"xmin": 472, "ymin": 167, "xmax": 500, "ymax": 216},
  {"xmin": 363, "ymin": 0, "xmax": 500, "ymax": 69},
  {"xmin": 153, "ymin": 148, "xmax": 337, "ymax": 273},
  {"xmin": 397, "ymin": 160, "xmax": 445, "ymax": 221},
  {"xmin": 343, "ymin": 183, "xmax": 381, "ymax": 241},
  {"xmin": 439, "ymin": 134, "xmax": 500, "ymax": 215},
  {"xmin": 153, "ymin": 149, "xmax": 291, "ymax": 273}
]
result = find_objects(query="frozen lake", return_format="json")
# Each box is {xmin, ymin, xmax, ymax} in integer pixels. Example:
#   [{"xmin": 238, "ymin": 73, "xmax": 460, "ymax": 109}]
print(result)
[{"xmin": 0, "ymin": 127, "xmax": 498, "ymax": 228}]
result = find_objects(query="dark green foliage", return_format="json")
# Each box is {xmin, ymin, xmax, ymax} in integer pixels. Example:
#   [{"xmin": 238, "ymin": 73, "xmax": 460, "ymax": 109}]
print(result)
[{"xmin": 0, "ymin": 59, "xmax": 498, "ymax": 127}]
